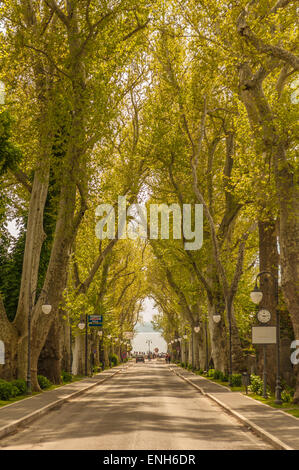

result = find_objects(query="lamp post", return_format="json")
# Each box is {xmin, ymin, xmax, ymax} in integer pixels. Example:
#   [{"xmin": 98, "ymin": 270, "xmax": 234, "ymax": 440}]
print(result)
[
  {"xmin": 146, "ymin": 339, "xmax": 152, "ymax": 357},
  {"xmin": 250, "ymin": 271, "xmax": 282, "ymax": 404},
  {"xmin": 205, "ymin": 317, "xmax": 209, "ymax": 372},
  {"xmin": 78, "ymin": 315, "xmax": 88, "ymax": 376},
  {"xmin": 98, "ymin": 330, "xmax": 103, "ymax": 370},
  {"xmin": 183, "ymin": 331, "xmax": 188, "ymax": 363},
  {"xmin": 107, "ymin": 334, "xmax": 112, "ymax": 367},
  {"xmin": 178, "ymin": 337, "xmax": 182, "ymax": 362},
  {"xmin": 27, "ymin": 288, "xmax": 52, "ymax": 394}
]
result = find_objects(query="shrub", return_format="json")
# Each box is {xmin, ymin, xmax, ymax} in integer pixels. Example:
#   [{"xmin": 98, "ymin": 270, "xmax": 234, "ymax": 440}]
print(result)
[
  {"xmin": 213, "ymin": 370, "xmax": 222, "ymax": 380},
  {"xmin": 37, "ymin": 375, "xmax": 52, "ymax": 390},
  {"xmin": 230, "ymin": 373, "xmax": 242, "ymax": 387},
  {"xmin": 199, "ymin": 369, "xmax": 204, "ymax": 375},
  {"xmin": 281, "ymin": 390, "xmax": 293, "ymax": 403},
  {"xmin": 109, "ymin": 354, "xmax": 119, "ymax": 367},
  {"xmin": 187, "ymin": 364, "xmax": 193, "ymax": 370},
  {"xmin": 219, "ymin": 372, "xmax": 229, "ymax": 382},
  {"xmin": 61, "ymin": 371, "xmax": 73, "ymax": 383},
  {"xmin": 11, "ymin": 379, "xmax": 26, "ymax": 395},
  {"xmin": 0, "ymin": 380, "xmax": 18, "ymax": 400},
  {"xmin": 249, "ymin": 374, "xmax": 264, "ymax": 395},
  {"xmin": 180, "ymin": 362, "xmax": 185, "ymax": 368}
]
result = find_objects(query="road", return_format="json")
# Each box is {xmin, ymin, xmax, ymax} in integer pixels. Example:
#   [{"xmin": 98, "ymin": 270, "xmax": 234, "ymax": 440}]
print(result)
[{"xmin": 0, "ymin": 361, "xmax": 273, "ymax": 450}]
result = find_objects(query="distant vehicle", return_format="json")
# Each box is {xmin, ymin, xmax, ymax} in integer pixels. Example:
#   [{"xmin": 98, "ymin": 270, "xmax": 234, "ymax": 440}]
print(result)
[{"xmin": 136, "ymin": 355, "xmax": 145, "ymax": 363}]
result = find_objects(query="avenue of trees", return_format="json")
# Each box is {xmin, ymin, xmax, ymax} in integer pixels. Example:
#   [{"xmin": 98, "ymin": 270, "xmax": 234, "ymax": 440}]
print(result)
[{"xmin": 0, "ymin": 1, "xmax": 298, "ymax": 402}]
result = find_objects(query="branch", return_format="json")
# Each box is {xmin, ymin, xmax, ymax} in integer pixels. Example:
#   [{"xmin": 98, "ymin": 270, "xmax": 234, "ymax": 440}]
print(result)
[
  {"xmin": 77, "ymin": 237, "xmax": 119, "ymax": 295},
  {"xmin": 115, "ymin": 276, "xmax": 136, "ymax": 308},
  {"xmin": 228, "ymin": 222, "xmax": 257, "ymax": 304},
  {"xmin": 45, "ymin": 0, "xmax": 69, "ymax": 26},
  {"xmin": 10, "ymin": 167, "xmax": 32, "ymax": 193},
  {"xmin": 23, "ymin": 44, "xmax": 71, "ymax": 79},
  {"xmin": 269, "ymin": 0, "xmax": 293, "ymax": 15},
  {"xmin": 122, "ymin": 18, "xmax": 151, "ymax": 42},
  {"xmin": 167, "ymin": 156, "xmax": 213, "ymax": 301},
  {"xmin": 72, "ymin": 181, "xmax": 88, "ymax": 235},
  {"xmin": 237, "ymin": 9, "xmax": 299, "ymax": 71}
]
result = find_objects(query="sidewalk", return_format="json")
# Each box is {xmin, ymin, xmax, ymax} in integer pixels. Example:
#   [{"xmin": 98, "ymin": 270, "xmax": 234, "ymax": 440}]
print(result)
[
  {"xmin": 169, "ymin": 364, "xmax": 299, "ymax": 450},
  {"xmin": 0, "ymin": 363, "xmax": 130, "ymax": 440}
]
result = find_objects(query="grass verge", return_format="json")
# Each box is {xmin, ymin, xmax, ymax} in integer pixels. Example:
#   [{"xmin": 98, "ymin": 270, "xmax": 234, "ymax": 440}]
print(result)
[
  {"xmin": 0, "ymin": 372, "xmax": 100, "ymax": 408},
  {"xmin": 181, "ymin": 366, "xmax": 299, "ymax": 419}
]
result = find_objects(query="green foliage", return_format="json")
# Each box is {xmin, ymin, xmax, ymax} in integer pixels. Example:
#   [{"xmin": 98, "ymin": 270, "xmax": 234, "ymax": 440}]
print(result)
[
  {"xmin": 212, "ymin": 370, "xmax": 222, "ymax": 380},
  {"xmin": 109, "ymin": 354, "xmax": 119, "ymax": 367},
  {"xmin": 219, "ymin": 372, "xmax": 229, "ymax": 382},
  {"xmin": 249, "ymin": 374, "xmax": 264, "ymax": 395},
  {"xmin": 11, "ymin": 379, "xmax": 26, "ymax": 395},
  {"xmin": 0, "ymin": 379, "xmax": 18, "ymax": 400},
  {"xmin": 0, "ymin": 228, "xmax": 26, "ymax": 322},
  {"xmin": 206, "ymin": 369, "xmax": 229, "ymax": 382},
  {"xmin": 0, "ymin": 111, "xmax": 22, "ymax": 176},
  {"xmin": 61, "ymin": 371, "xmax": 73, "ymax": 383},
  {"xmin": 230, "ymin": 374, "xmax": 242, "ymax": 387},
  {"xmin": 37, "ymin": 375, "xmax": 52, "ymax": 390},
  {"xmin": 281, "ymin": 389, "xmax": 293, "ymax": 403}
]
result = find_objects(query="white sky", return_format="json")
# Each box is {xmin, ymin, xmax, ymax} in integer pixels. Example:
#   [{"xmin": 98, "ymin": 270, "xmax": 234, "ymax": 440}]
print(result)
[{"xmin": 140, "ymin": 297, "xmax": 157, "ymax": 323}]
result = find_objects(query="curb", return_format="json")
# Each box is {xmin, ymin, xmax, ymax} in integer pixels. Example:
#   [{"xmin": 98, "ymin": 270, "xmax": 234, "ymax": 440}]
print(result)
[
  {"xmin": 0, "ymin": 365, "xmax": 128, "ymax": 440},
  {"xmin": 169, "ymin": 367, "xmax": 294, "ymax": 451}
]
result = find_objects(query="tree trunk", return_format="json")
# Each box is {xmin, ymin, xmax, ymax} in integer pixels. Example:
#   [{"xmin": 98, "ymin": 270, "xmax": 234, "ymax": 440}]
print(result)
[
  {"xmin": 38, "ymin": 311, "xmax": 63, "ymax": 384},
  {"xmin": 0, "ymin": 297, "xmax": 18, "ymax": 380},
  {"xmin": 208, "ymin": 302, "xmax": 228, "ymax": 372},
  {"xmin": 238, "ymin": 64, "xmax": 299, "ymax": 402},
  {"xmin": 72, "ymin": 334, "xmax": 85, "ymax": 376},
  {"xmin": 253, "ymin": 219, "xmax": 279, "ymax": 389},
  {"xmin": 275, "ymin": 144, "xmax": 299, "ymax": 402}
]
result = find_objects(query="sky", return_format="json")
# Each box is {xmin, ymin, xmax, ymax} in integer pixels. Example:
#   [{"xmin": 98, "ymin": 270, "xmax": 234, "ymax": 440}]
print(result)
[{"xmin": 132, "ymin": 297, "xmax": 167, "ymax": 354}]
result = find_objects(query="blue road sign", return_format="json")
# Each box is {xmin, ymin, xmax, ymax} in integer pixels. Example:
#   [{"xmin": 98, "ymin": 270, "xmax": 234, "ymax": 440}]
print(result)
[{"xmin": 88, "ymin": 315, "xmax": 103, "ymax": 327}]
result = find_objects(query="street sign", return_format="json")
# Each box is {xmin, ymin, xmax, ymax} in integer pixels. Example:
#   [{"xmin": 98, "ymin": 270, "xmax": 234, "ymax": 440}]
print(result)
[
  {"xmin": 252, "ymin": 326, "xmax": 277, "ymax": 344},
  {"xmin": 88, "ymin": 315, "xmax": 103, "ymax": 327},
  {"xmin": 0, "ymin": 341, "xmax": 5, "ymax": 365}
]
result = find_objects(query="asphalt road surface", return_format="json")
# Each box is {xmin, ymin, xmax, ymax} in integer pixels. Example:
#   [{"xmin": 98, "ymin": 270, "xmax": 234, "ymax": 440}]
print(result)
[{"xmin": 0, "ymin": 361, "xmax": 273, "ymax": 450}]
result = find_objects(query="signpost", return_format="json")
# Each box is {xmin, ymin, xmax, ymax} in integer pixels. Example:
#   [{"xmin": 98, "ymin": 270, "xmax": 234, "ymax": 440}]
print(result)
[
  {"xmin": 252, "ymin": 326, "xmax": 277, "ymax": 398},
  {"xmin": 252, "ymin": 326, "xmax": 277, "ymax": 344}
]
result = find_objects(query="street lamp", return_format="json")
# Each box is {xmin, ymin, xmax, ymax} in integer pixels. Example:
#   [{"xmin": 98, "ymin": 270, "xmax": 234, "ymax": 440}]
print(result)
[
  {"xmin": 27, "ymin": 288, "xmax": 52, "ymax": 394},
  {"xmin": 250, "ymin": 284, "xmax": 263, "ymax": 304},
  {"xmin": 77, "ymin": 314, "xmax": 89, "ymax": 376},
  {"xmin": 213, "ymin": 314, "xmax": 221, "ymax": 323},
  {"xmin": 250, "ymin": 271, "xmax": 282, "ymax": 403}
]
